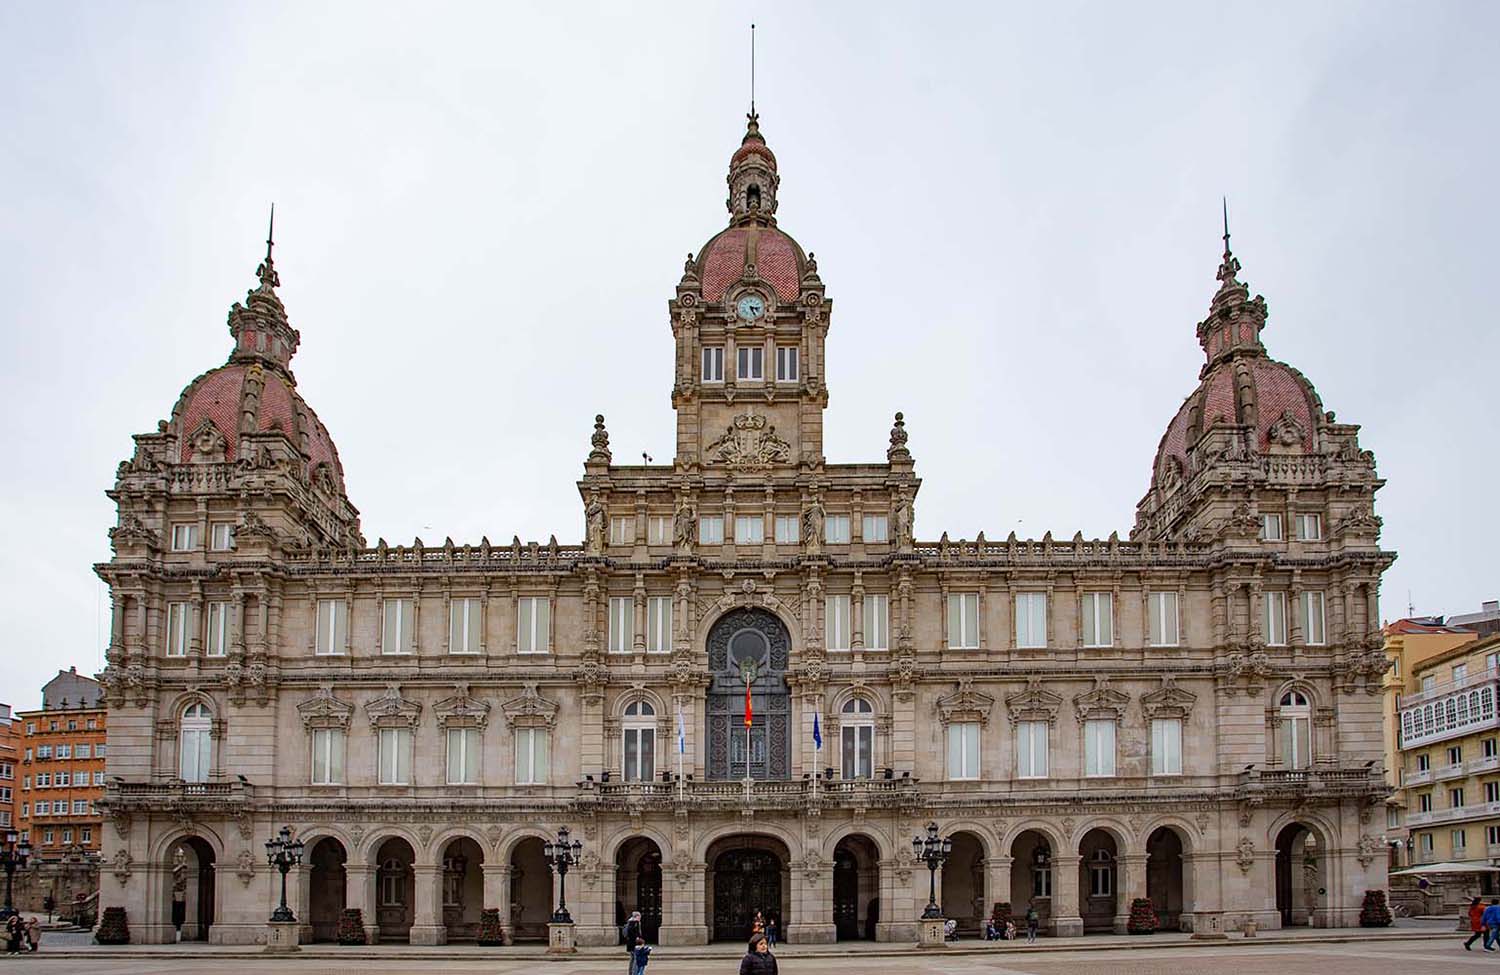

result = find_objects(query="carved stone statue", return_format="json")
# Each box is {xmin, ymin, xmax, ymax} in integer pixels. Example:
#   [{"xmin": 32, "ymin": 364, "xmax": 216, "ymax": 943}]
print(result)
[
  {"xmin": 673, "ymin": 503, "xmax": 696, "ymax": 554},
  {"xmin": 802, "ymin": 500, "xmax": 825, "ymax": 555},
  {"xmin": 584, "ymin": 495, "xmax": 606, "ymax": 555},
  {"xmin": 893, "ymin": 495, "xmax": 914, "ymax": 552}
]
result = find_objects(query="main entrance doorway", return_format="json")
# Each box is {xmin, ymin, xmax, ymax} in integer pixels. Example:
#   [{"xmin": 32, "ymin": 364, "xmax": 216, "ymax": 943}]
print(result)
[{"xmin": 706, "ymin": 835, "xmax": 789, "ymax": 943}]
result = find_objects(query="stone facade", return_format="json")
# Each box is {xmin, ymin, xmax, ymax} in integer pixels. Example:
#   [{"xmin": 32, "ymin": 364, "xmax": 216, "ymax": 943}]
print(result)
[{"xmin": 95, "ymin": 113, "xmax": 1395, "ymax": 946}]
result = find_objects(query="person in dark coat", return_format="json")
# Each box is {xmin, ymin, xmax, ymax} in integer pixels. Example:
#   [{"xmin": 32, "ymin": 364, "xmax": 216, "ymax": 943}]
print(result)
[
  {"xmin": 739, "ymin": 933, "xmax": 778, "ymax": 975},
  {"xmin": 4, "ymin": 914, "xmax": 23, "ymax": 955},
  {"xmin": 622, "ymin": 911, "xmax": 643, "ymax": 974}
]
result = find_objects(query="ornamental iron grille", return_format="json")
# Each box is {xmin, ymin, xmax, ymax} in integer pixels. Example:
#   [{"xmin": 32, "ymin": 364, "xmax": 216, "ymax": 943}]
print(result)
[{"xmin": 706, "ymin": 609, "xmax": 791, "ymax": 780}]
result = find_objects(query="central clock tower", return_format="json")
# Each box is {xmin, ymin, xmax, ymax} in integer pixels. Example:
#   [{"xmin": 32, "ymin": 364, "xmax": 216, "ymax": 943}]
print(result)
[{"xmin": 669, "ymin": 113, "xmax": 830, "ymax": 471}]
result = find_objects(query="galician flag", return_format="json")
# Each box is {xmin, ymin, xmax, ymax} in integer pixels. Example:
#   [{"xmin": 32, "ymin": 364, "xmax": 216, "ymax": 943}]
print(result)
[
  {"xmin": 813, "ymin": 711, "xmax": 823, "ymax": 751},
  {"xmin": 676, "ymin": 704, "xmax": 686, "ymax": 755}
]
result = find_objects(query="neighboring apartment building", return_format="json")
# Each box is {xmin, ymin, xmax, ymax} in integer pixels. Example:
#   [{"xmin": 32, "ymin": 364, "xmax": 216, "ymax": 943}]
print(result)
[
  {"xmin": 1383, "ymin": 618, "xmax": 1479, "ymax": 793},
  {"xmin": 1450, "ymin": 600, "xmax": 1500, "ymax": 640},
  {"xmin": 17, "ymin": 669, "xmax": 107, "ymax": 860},
  {"xmin": 0, "ymin": 705, "xmax": 18, "ymax": 831}
]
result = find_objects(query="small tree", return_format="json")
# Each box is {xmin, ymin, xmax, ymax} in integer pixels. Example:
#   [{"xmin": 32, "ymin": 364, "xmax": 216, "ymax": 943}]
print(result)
[
  {"xmin": 95, "ymin": 906, "xmax": 130, "ymax": 945},
  {"xmin": 477, "ymin": 908, "xmax": 505, "ymax": 946},
  {"xmin": 337, "ymin": 908, "xmax": 367, "ymax": 945},
  {"xmin": 1127, "ymin": 897, "xmax": 1158, "ymax": 934},
  {"xmin": 1359, "ymin": 889, "xmax": 1393, "ymax": 928}
]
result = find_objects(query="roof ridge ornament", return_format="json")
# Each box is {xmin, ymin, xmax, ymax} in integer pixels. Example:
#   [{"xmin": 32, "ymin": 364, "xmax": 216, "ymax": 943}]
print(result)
[{"xmin": 256, "ymin": 203, "xmax": 279, "ymax": 292}]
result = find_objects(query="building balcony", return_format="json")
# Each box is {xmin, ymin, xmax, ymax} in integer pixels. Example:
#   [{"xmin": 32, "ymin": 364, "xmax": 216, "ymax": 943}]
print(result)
[
  {"xmin": 1435, "ymin": 763, "xmax": 1469, "ymax": 781},
  {"xmin": 1235, "ymin": 766, "xmax": 1384, "ymax": 801},
  {"xmin": 100, "ymin": 778, "xmax": 254, "ymax": 815},
  {"xmin": 1406, "ymin": 767, "xmax": 1434, "ymax": 787},
  {"xmin": 1469, "ymin": 755, "xmax": 1500, "ymax": 775},
  {"xmin": 1403, "ymin": 800, "xmax": 1500, "ymax": 828},
  {"xmin": 1401, "ymin": 668, "xmax": 1500, "ymax": 709},
  {"xmin": 1399, "ymin": 677, "xmax": 1500, "ymax": 749},
  {"xmin": 575, "ymin": 775, "xmax": 922, "ymax": 812}
]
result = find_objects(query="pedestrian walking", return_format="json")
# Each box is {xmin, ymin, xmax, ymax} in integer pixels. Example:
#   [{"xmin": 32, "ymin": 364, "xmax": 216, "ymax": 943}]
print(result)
[
  {"xmin": 24, "ymin": 917, "xmax": 40, "ymax": 953},
  {"xmin": 1025, "ymin": 902, "xmax": 1039, "ymax": 944},
  {"xmin": 632, "ymin": 937, "xmax": 652, "ymax": 973},
  {"xmin": 1482, "ymin": 898, "xmax": 1500, "ymax": 951},
  {"xmin": 4, "ymin": 914, "xmax": 22, "ymax": 955},
  {"xmin": 739, "ymin": 933, "xmax": 778, "ymax": 975},
  {"xmin": 1466, "ymin": 896, "xmax": 1486, "ymax": 950},
  {"xmin": 765, "ymin": 916, "xmax": 777, "ymax": 946},
  {"xmin": 622, "ymin": 911, "xmax": 643, "ymax": 974}
]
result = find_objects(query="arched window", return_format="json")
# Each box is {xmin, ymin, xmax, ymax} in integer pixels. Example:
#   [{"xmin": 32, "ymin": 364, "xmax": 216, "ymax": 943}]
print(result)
[
  {"xmin": 1279, "ymin": 691, "xmax": 1311, "ymax": 770},
  {"xmin": 179, "ymin": 702, "xmax": 212, "ymax": 783},
  {"xmin": 840, "ymin": 698, "xmax": 874, "ymax": 780},
  {"xmin": 623, "ymin": 700, "xmax": 656, "ymax": 782},
  {"xmin": 746, "ymin": 184, "xmax": 761, "ymax": 210}
]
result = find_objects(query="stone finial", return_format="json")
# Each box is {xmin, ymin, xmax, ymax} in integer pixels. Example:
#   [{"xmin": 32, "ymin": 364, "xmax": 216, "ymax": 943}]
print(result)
[
  {"xmin": 587, "ymin": 414, "xmax": 612, "ymax": 465},
  {"xmin": 887, "ymin": 412, "xmax": 912, "ymax": 463}
]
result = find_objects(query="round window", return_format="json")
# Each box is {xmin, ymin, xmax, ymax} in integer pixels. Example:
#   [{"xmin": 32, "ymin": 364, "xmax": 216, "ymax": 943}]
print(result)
[{"xmin": 729, "ymin": 628, "xmax": 769, "ymax": 670}]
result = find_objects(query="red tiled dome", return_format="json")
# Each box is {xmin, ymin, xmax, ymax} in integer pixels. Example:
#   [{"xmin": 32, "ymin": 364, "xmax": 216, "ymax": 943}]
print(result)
[
  {"xmin": 698, "ymin": 225, "xmax": 805, "ymax": 303},
  {"xmin": 731, "ymin": 139, "xmax": 777, "ymax": 171}
]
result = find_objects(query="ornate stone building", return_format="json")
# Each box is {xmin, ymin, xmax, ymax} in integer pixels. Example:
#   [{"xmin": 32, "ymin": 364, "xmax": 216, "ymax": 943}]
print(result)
[{"xmin": 96, "ymin": 112, "xmax": 1395, "ymax": 946}]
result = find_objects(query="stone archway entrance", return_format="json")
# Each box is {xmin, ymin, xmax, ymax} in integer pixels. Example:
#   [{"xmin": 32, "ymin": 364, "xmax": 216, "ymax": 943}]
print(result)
[
  {"xmin": 1077, "ymin": 829, "xmax": 1118, "ymax": 933},
  {"xmin": 1145, "ymin": 827, "xmax": 1189, "ymax": 931},
  {"xmin": 373, "ymin": 837, "xmax": 415, "ymax": 942},
  {"xmin": 509, "ymin": 837, "xmax": 553, "ymax": 943},
  {"xmin": 833, "ymin": 834, "xmax": 880, "ymax": 941},
  {"xmin": 308, "ymin": 838, "xmax": 347, "ymax": 942},
  {"xmin": 1009, "ymin": 830, "xmax": 1053, "ymax": 931},
  {"xmin": 706, "ymin": 609, "xmax": 791, "ymax": 780},
  {"xmin": 1275, "ymin": 823, "xmax": 1325, "ymax": 927},
  {"xmin": 941, "ymin": 831, "xmax": 986, "ymax": 937},
  {"xmin": 616, "ymin": 837, "xmax": 663, "ymax": 944},
  {"xmin": 706, "ymin": 835, "xmax": 790, "ymax": 943},
  {"xmin": 165, "ymin": 836, "xmax": 216, "ymax": 942},
  {"xmin": 440, "ymin": 837, "xmax": 484, "ymax": 942}
]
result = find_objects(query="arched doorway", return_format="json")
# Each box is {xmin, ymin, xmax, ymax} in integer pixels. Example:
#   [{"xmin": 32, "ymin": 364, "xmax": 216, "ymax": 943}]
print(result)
[
  {"xmin": 373, "ymin": 837, "xmax": 415, "ymax": 942},
  {"xmin": 1145, "ymin": 827, "xmax": 1189, "ymax": 932},
  {"xmin": 165, "ymin": 836, "xmax": 216, "ymax": 941},
  {"xmin": 1009, "ymin": 830, "xmax": 1053, "ymax": 931},
  {"xmin": 706, "ymin": 834, "xmax": 790, "ymax": 943},
  {"xmin": 833, "ymin": 834, "xmax": 880, "ymax": 941},
  {"xmin": 940, "ymin": 831, "xmax": 986, "ymax": 937},
  {"xmin": 441, "ymin": 837, "xmax": 484, "ymax": 942},
  {"xmin": 706, "ymin": 610, "xmax": 791, "ymax": 780},
  {"xmin": 616, "ymin": 837, "xmax": 663, "ymax": 944},
  {"xmin": 1077, "ymin": 829, "xmax": 1118, "ymax": 933},
  {"xmin": 509, "ymin": 837, "xmax": 553, "ymax": 943},
  {"xmin": 308, "ymin": 838, "xmax": 347, "ymax": 942},
  {"xmin": 1275, "ymin": 823, "xmax": 1325, "ymax": 927}
]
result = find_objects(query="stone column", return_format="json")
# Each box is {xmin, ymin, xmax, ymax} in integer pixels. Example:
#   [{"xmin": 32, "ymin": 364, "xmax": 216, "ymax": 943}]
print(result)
[
  {"xmin": 294, "ymin": 862, "xmax": 313, "ymax": 943},
  {"xmin": 576, "ymin": 862, "xmax": 616, "ymax": 947},
  {"xmin": 345, "ymin": 863, "xmax": 378, "ymax": 944},
  {"xmin": 1115, "ymin": 854, "xmax": 1147, "ymax": 933},
  {"xmin": 1050, "ymin": 854, "xmax": 1083, "ymax": 937},
  {"xmin": 408, "ymin": 863, "xmax": 445, "ymax": 945},
  {"xmin": 985, "ymin": 856, "xmax": 1012, "ymax": 921},
  {"xmin": 482, "ymin": 863, "xmax": 509, "ymax": 916},
  {"xmin": 797, "ymin": 859, "xmax": 836, "ymax": 944},
  {"xmin": 659, "ymin": 862, "xmax": 706, "ymax": 945}
]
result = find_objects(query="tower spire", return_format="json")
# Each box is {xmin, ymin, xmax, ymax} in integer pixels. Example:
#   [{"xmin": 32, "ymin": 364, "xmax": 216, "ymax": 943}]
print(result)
[
  {"xmin": 256, "ymin": 203, "xmax": 280, "ymax": 290},
  {"xmin": 1221, "ymin": 195, "xmax": 1231, "ymax": 260},
  {"xmin": 750, "ymin": 23, "xmax": 756, "ymax": 119}
]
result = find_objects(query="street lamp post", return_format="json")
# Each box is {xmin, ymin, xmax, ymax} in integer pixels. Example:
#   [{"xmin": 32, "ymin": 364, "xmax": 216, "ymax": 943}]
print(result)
[
  {"xmin": 264, "ymin": 825, "xmax": 305, "ymax": 923},
  {"xmin": 543, "ymin": 826, "xmax": 583, "ymax": 924},
  {"xmin": 1, "ymin": 830, "xmax": 31, "ymax": 921},
  {"xmin": 912, "ymin": 821, "xmax": 952, "ymax": 920}
]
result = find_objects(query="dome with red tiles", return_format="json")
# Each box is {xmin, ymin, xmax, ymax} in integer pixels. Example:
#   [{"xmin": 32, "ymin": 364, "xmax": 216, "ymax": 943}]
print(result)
[{"xmin": 696, "ymin": 224, "xmax": 806, "ymax": 303}]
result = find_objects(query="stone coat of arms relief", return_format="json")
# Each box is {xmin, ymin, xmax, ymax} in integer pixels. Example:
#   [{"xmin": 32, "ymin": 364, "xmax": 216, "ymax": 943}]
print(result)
[{"xmin": 706, "ymin": 411, "xmax": 791, "ymax": 470}]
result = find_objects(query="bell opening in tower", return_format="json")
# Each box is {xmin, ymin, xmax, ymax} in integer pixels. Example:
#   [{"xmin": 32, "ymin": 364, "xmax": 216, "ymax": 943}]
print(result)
[{"xmin": 747, "ymin": 184, "xmax": 761, "ymax": 210}]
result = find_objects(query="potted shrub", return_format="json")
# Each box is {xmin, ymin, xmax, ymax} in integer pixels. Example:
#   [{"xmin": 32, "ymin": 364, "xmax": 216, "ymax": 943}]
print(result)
[
  {"xmin": 337, "ymin": 907, "xmax": 367, "ymax": 945},
  {"xmin": 95, "ymin": 906, "xmax": 130, "ymax": 945},
  {"xmin": 1359, "ymin": 889, "xmax": 1393, "ymax": 927},
  {"xmin": 477, "ymin": 908, "xmax": 506, "ymax": 946},
  {"xmin": 1127, "ymin": 897, "xmax": 1158, "ymax": 934}
]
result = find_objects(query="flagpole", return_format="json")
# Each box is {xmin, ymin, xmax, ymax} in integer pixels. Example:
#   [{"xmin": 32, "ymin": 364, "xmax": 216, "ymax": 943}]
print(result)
[{"xmin": 676, "ymin": 703, "xmax": 685, "ymax": 802}]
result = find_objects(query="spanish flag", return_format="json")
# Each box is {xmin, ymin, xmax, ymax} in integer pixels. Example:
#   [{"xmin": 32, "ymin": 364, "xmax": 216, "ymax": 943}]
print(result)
[{"xmin": 744, "ymin": 682, "xmax": 753, "ymax": 729}]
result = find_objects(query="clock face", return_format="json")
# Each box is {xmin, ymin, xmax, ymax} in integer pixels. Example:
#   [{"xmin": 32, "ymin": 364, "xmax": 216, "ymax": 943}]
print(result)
[{"xmin": 736, "ymin": 294, "xmax": 766, "ymax": 321}]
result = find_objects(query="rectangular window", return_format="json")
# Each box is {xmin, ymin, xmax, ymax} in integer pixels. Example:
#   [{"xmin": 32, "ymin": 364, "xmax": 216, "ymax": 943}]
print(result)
[
  {"xmin": 1151, "ymin": 718, "xmax": 1183, "ymax": 775},
  {"xmin": 623, "ymin": 723, "xmax": 656, "ymax": 782},
  {"xmin": 609, "ymin": 516, "xmax": 634, "ymax": 546},
  {"xmin": 56, "ymin": 773, "xmax": 70, "ymax": 787},
  {"xmin": 377, "ymin": 728, "xmax": 412, "ymax": 785},
  {"xmin": 1260, "ymin": 513, "xmax": 1283, "ymax": 541},
  {"xmin": 1015, "ymin": 592, "xmax": 1047, "ymax": 648},
  {"xmin": 210, "ymin": 522, "xmax": 234, "ymax": 551},
  {"xmin": 702, "ymin": 346, "xmax": 724, "ymax": 383},
  {"xmin": 647, "ymin": 516, "xmax": 671, "ymax": 545},
  {"xmin": 315, "ymin": 599, "xmax": 347, "ymax": 655},
  {"xmin": 33, "ymin": 801, "xmax": 46, "ymax": 815},
  {"xmin": 1417, "ymin": 753, "xmax": 1430, "ymax": 772},
  {"xmin": 608, "ymin": 597, "xmax": 635, "ymax": 653},
  {"xmin": 170, "ymin": 523, "xmax": 200, "ymax": 551},
  {"xmin": 946, "ymin": 722, "xmax": 980, "ymax": 780},
  {"xmin": 824, "ymin": 515, "xmax": 851, "ymax": 544},
  {"xmin": 1149, "ymin": 592, "xmax": 1179, "ymax": 647},
  {"xmin": 93, "ymin": 772, "xmax": 105, "ymax": 786},
  {"xmin": 205, "ymin": 601, "xmax": 230, "ymax": 656},
  {"xmin": 382, "ymin": 598, "xmax": 414, "ymax": 654},
  {"xmin": 165, "ymin": 601, "xmax": 189, "ymax": 657},
  {"xmin": 735, "ymin": 514, "xmax": 764, "ymax": 544},
  {"xmin": 737, "ymin": 345, "xmax": 764, "ymax": 381},
  {"xmin": 61, "ymin": 829, "xmax": 72, "ymax": 845},
  {"xmin": 1486, "ymin": 739, "xmax": 1498, "ymax": 759},
  {"xmin": 1265, "ymin": 591, "xmax": 1289, "ymax": 646},
  {"xmin": 81, "ymin": 827, "xmax": 91, "ymax": 844},
  {"xmin": 776, "ymin": 346, "xmax": 799, "ymax": 382},
  {"xmin": 37, "ymin": 772, "xmax": 50, "ymax": 786},
  {"xmin": 1454, "ymin": 663, "xmax": 1469, "ymax": 682},
  {"xmin": 698, "ymin": 515, "xmax": 725, "ymax": 544},
  {"xmin": 1419, "ymin": 833, "xmax": 1434, "ymax": 854},
  {"xmin": 774, "ymin": 515, "xmax": 800, "ymax": 544},
  {"xmin": 56, "ymin": 745, "xmax": 71, "ymax": 760},
  {"xmin": 826, "ymin": 595, "xmax": 852, "ymax": 651},
  {"xmin": 1448, "ymin": 745, "xmax": 1463, "ymax": 766},
  {"xmin": 948, "ymin": 593, "xmax": 980, "ymax": 649},
  {"xmin": 647, "ymin": 596, "xmax": 672, "ymax": 653},
  {"xmin": 1450, "ymin": 787, "xmax": 1465, "ymax": 808},
  {"xmin": 517, "ymin": 597, "xmax": 550, "ymax": 653},
  {"xmin": 1302, "ymin": 591, "xmax": 1326, "ymax": 645},
  {"xmin": 38, "ymin": 746, "xmax": 52, "ymax": 760},
  {"xmin": 449, "ymin": 597, "xmax": 481, "ymax": 654},
  {"xmin": 447, "ymin": 727, "xmax": 480, "ymax": 785},
  {"xmin": 842, "ymin": 723, "xmax": 873, "ymax": 779},
  {"xmin": 515, "ymin": 728, "xmax": 549, "ymax": 785},
  {"xmin": 310, "ymin": 728, "xmax": 345, "ymax": 785},
  {"xmin": 1453, "ymin": 829, "xmax": 1468, "ymax": 851},
  {"xmin": 42, "ymin": 830, "xmax": 53, "ymax": 845},
  {"xmin": 864, "ymin": 594, "xmax": 889, "ymax": 651},
  {"xmin": 1084, "ymin": 719, "xmax": 1116, "ymax": 777},
  {"xmin": 1296, "ymin": 513, "xmax": 1322, "ymax": 541},
  {"xmin": 94, "ymin": 744, "xmax": 106, "ymax": 758},
  {"xmin": 1486, "ymin": 781, "xmax": 1499, "ymax": 804},
  {"xmin": 1489, "ymin": 825, "xmax": 1500, "ymax": 846},
  {"xmin": 1017, "ymin": 720, "xmax": 1049, "ymax": 778},
  {"xmin": 862, "ymin": 515, "xmax": 888, "ymax": 543},
  {"xmin": 1082, "ymin": 592, "xmax": 1113, "ymax": 648},
  {"xmin": 1421, "ymin": 675, "xmax": 1436, "ymax": 692},
  {"xmin": 1418, "ymin": 792, "xmax": 1433, "ymax": 813}
]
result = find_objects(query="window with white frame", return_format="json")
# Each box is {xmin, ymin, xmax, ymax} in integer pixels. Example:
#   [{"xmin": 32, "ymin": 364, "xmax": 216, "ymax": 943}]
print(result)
[
  {"xmin": 205, "ymin": 601, "xmax": 230, "ymax": 657},
  {"xmin": 61, "ymin": 828, "xmax": 72, "ymax": 845},
  {"xmin": 1089, "ymin": 849, "xmax": 1115, "ymax": 897},
  {"xmin": 774, "ymin": 515, "xmax": 800, "ymax": 544},
  {"xmin": 1016, "ymin": 720, "xmax": 1048, "ymax": 778},
  {"xmin": 622, "ymin": 701, "xmax": 655, "ymax": 782},
  {"xmin": 1084, "ymin": 719, "xmax": 1116, "ymax": 777},
  {"xmin": 647, "ymin": 515, "xmax": 671, "ymax": 546},
  {"xmin": 81, "ymin": 827, "xmax": 91, "ymax": 844},
  {"xmin": 514, "ymin": 727, "xmax": 549, "ymax": 785},
  {"xmin": 824, "ymin": 515, "xmax": 851, "ymax": 545},
  {"xmin": 1148, "ymin": 592, "xmax": 1179, "ymax": 647},
  {"xmin": 517, "ymin": 596, "xmax": 550, "ymax": 653},
  {"xmin": 776, "ymin": 346, "xmax": 799, "ymax": 382},
  {"xmin": 735, "ymin": 514, "xmax": 764, "ymax": 544},
  {"xmin": 1296, "ymin": 513, "xmax": 1322, "ymax": 541},
  {"xmin": 698, "ymin": 515, "xmax": 725, "ymax": 544},
  {"xmin": 1454, "ymin": 663, "xmax": 1469, "ymax": 683},
  {"xmin": 1450, "ymin": 786, "xmax": 1465, "ymax": 808},
  {"xmin": 646, "ymin": 596, "xmax": 672, "ymax": 653},
  {"xmin": 862, "ymin": 515, "xmax": 888, "ymax": 543},
  {"xmin": 737, "ymin": 345, "xmax": 764, "ymax": 381},
  {"xmin": 382, "ymin": 598, "xmax": 414, "ymax": 654},
  {"xmin": 1453, "ymin": 828, "xmax": 1468, "ymax": 852},
  {"xmin": 57, "ymin": 744, "xmax": 71, "ymax": 759},
  {"xmin": 377, "ymin": 727, "xmax": 412, "ymax": 785},
  {"xmin": 41, "ymin": 830, "xmax": 53, "ymax": 845},
  {"xmin": 1015, "ymin": 592, "xmax": 1047, "ymax": 648},
  {"xmin": 946, "ymin": 721, "xmax": 980, "ymax": 780},
  {"xmin": 446, "ymin": 727, "xmax": 480, "ymax": 785},
  {"xmin": 170, "ymin": 523, "xmax": 200, "ymax": 551},
  {"xmin": 1302, "ymin": 591, "xmax": 1326, "ymax": 645},
  {"xmin": 841, "ymin": 698, "xmax": 874, "ymax": 779},
  {"xmin": 92, "ymin": 771, "xmax": 105, "ymax": 786},
  {"xmin": 1265, "ymin": 591, "xmax": 1289, "ymax": 646},
  {"xmin": 165, "ymin": 601, "xmax": 189, "ymax": 657},
  {"xmin": 1082, "ymin": 592, "xmax": 1112, "ymax": 648},
  {"xmin": 210, "ymin": 522, "xmax": 234, "ymax": 551},
  {"xmin": 315, "ymin": 599, "xmax": 347, "ymax": 655},
  {"xmin": 1151, "ymin": 718, "xmax": 1183, "ymax": 775},
  {"xmin": 310, "ymin": 728, "xmax": 345, "ymax": 785},
  {"xmin": 826, "ymin": 594, "xmax": 852, "ymax": 651},
  {"xmin": 1489, "ymin": 825, "xmax": 1500, "ymax": 846},
  {"xmin": 1260, "ymin": 513, "xmax": 1283, "ymax": 541},
  {"xmin": 702, "ymin": 346, "xmax": 724, "ymax": 383},
  {"xmin": 1279, "ymin": 690, "xmax": 1312, "ymax": 769},
  {"xmin": 864, "ymin": 594, "xmax": 889, "ymax": 651},
  {"xmin": 179, "ymin": 702, "xmax": 212, "ymax": 783},
  {"xmin": 450, "ymin": 597, "xmax": 481, "ymax": 654},
  {"xmin": 56, "ymin": 772, "xmax": 70, "ymax": 787},
  {"xmin": 948, "ymin": 592, "xmax": 980, "ymax": 649},
  {"xmin": 609, "ymin": 516, "xmax": 634, "ymax": 546},
  {"xmin": 608, "ymin": 597, "xmax": 635, "ymax": 653}
]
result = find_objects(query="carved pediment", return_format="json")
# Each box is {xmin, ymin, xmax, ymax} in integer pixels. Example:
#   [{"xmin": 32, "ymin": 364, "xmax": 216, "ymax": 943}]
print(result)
[
  {"xmin": 434, "ymin": 683, "xmax": 492, "ymax": 729},
  {"xmin": 188, "ymin": 417, "xmax": 229, "ymax": 463},
  {"xmin": 1073, "ymin": 678, "xmax": 1131, "ymax": 725},
  {"xmin": 501, "ymin": 682, "xmax": 559, "ymax": 729},
  {"xmin": 706, "ymin": 412, "xmax": 791, "ymax": 470},
  {"xmin": 936, "ymin": 679, "xmax": 995, "ymax": 726},
  {"xmin": 298, "ymin": 686, "xmax": 355, "ymax": 729},
  {"xmin": 1267, "ymin": 409, "xmax": 1307, "ymax": 449},
  {"xmin": 1005, "ymin": 678, "xmax": 1063, "ymax": 726},
  {"xmin": 1140, "ymin": 676, "xmax": 1197, "ymax": 720},
  {"xmin": 363, "ymin": 684, "xmax": 421, "ymax": 728}
]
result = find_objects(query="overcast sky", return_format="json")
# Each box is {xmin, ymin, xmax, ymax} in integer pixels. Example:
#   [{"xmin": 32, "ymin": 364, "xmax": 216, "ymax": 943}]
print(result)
[{"xmin": 1, "ymin": 2, "xmax": 1495, "ymax": 708}]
